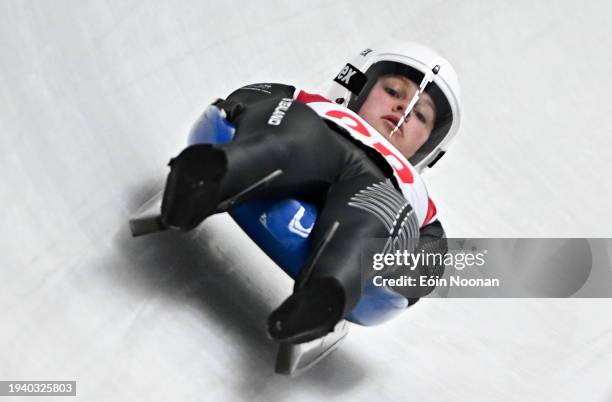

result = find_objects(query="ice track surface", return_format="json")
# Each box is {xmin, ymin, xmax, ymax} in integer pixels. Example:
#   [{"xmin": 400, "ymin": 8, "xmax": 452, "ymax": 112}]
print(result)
[{"xmin": 1, "ymin": 1, "xmax": 612, "ymax": 401}]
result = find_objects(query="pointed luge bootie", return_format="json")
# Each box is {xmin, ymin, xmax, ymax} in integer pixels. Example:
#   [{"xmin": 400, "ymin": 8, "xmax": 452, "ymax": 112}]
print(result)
[
  {"xmin": 268, "ymin": 278, "xmax": 345, "ymax": 344},
  {"xmin": 161, "ymin": 144, "xmax": 227, "ymax": 231}
]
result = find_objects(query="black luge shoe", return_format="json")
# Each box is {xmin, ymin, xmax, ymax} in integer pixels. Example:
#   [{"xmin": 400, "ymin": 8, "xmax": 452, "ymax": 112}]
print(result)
[
  {"xmin": 268, "ymin": 279, "xmax": 345, "ymax": 344},
  {"xmin": 161, "ymin": 144, "xmax": 227, "ymax": 231}
]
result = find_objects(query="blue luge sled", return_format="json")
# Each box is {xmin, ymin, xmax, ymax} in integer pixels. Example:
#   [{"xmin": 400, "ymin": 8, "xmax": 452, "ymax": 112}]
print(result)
[{"xmin": 189, "ymin": 105, "xmax": 409, "ymax": 326}]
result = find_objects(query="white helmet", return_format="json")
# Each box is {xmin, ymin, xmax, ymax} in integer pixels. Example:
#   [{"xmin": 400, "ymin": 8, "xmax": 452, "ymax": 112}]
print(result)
[{"xmin": 326, "ymin": 41, "xmax": 462, "ymax": 172}]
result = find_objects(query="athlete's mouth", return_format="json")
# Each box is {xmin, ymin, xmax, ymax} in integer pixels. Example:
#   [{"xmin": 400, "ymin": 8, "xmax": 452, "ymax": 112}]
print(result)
[{"xmin": 382, "ymin": 115, "xmax": 401, "ymax": 133}]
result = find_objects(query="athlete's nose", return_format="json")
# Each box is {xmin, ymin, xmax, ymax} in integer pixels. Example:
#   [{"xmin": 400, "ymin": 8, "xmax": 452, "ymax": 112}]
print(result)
[
  {"xmin": 392, "ymin": 100, "xmax": 402, "ymax": 112},
  {"xmin": 392, "ymin": 99, "xmax": 407, "ymax": 114}
]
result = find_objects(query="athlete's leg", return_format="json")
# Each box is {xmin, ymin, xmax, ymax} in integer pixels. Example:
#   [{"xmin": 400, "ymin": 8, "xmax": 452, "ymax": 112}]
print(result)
[
  {"xmin": 268, "ymin": 174, "xmax": 421, "ymax": 343},
  {"xmin": 162, "ymin": 98, "xmax": 356, "ymax": 229}
]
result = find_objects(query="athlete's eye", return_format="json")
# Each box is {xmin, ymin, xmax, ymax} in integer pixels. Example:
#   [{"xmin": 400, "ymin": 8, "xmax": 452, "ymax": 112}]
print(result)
[
  {"xmin": 415, "ymin": 111, "xmax": 429, "ymax": 124},
  {"xmin": 384, "ymin": 87, "xmax": 400, "ymax": 98}
]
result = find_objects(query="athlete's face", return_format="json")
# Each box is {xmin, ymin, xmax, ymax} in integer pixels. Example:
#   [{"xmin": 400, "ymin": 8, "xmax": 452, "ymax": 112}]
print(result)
[{"xmin": 358, "ymin": 75, "xmax": 436, "ymax": 159}]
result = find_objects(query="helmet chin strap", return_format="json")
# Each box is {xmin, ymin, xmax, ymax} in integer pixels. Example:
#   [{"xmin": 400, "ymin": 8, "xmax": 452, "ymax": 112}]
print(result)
[{"xmin": 389, "ymin": 57, "xmax": 447, "ymax": 137}]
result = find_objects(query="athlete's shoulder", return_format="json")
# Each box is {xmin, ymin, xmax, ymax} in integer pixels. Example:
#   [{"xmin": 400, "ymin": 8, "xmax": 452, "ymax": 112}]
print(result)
[{"xmin": 226, "ymin": 83, "xmax": 296, "ymax": 104}]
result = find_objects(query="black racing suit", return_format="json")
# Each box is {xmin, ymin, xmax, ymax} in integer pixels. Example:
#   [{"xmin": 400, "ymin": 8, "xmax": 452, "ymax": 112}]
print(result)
[{"xmin": 203, "ymin": 83, "xmax": 446, "ymax": 316}]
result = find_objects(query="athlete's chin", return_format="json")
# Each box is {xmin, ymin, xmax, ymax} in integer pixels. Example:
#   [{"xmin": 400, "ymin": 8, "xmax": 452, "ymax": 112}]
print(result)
[{"xmin": 374, "ymin": 121, "xmax": 393, "ymax": 138}]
